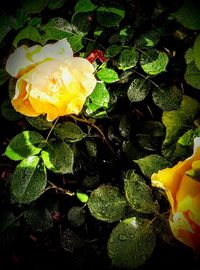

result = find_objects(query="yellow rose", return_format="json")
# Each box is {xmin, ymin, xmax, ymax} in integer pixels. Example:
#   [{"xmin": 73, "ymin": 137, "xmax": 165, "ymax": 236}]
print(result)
[
  {"xmin": 6, "ymin": 39, "xmax": 96, "ymax": 121},
  {"xmin": 151, "ymin": 137, "xmax": 200, "ymax": 251}
]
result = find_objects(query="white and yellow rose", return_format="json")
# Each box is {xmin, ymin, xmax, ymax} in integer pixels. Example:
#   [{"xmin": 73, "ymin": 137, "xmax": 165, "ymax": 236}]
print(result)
[
  {"xmin": 151, "ymin": 137, "xmax": 200, "ymax": 251},
  {"xmin": 6, "ymin": 39, "xmax": 96, "ymax": 121}
]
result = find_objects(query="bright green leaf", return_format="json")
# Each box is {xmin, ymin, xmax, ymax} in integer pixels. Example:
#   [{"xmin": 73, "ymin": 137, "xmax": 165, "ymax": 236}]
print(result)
[
  {"xmin": 10, "ymin": 156, "xmax": 47, "ymax": 204},
  {"xmin": 184, "ymin": 61, "xmax": 200, "ymax": 89},
  {"xmin": 124, "ymin": 170, "xmax": 158, "ymax": 214},
  {"xmin": 193, "ymin": 34, "xmax": 200, "ymax": 70},
  {"xmin": 108, "ymin": 217, "xmax": 156, "ymax": 269},
  {"xmin": 4, "ymin": 131, "xmax": 45, "ymax": 161},
  {"xmin": 13, "ymin": 26, "xmax": 43, "ymax": 47},
  {"xmin": 41, "ymin": 140, "xmax": 74, "ymax": 174},
  {"xmin": 76, "ymin": 192, "xmax": 89, "ymax": 203},
  {"xmin": 75, "ymin": 0, "xmax": 96, "ymax": 12},
  {"xmin": 87, "ymin": 185, "xmax": 127, "ymax": 223},
  {"xmin": 97, "ymin": 68, "xmax": 119, "ymax": 83},
  {"xmin": 140, "ymin": 49, "xmax": 169, "ymax": 75}
]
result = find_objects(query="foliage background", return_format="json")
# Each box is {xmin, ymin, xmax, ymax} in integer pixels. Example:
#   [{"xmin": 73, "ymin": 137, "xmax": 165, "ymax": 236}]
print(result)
[{"xmin": 0, "ymin": 0, "xmax": 200, "ymax": 269}]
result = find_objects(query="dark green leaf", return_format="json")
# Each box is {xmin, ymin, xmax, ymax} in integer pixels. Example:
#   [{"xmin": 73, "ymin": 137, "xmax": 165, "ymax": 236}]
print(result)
[
  {"xmin": 47, "ymin": 0, "xmax": 66, "ymax": 10},
  {"xmin": 4, "ymin": 131, "xmax": 45, "ymax": 161},
  {"xmin": 152, "ymin": 85, "xmax": 182, "ymax": 111},
  {"xmin": 71, "ymin": 12, "xmax": 91, "ymax": 36},
  {"xmin": 41, "ymin": 140, "xmax": 74, "ymax": 174},
  {"xmin": 162, "ymin": 95, "xmax": 200, "ymax": 147},
  {"xmin": 0, "ymin": 69, "xmax": 10, "ymax": 86},
  {"xmin": 107, "ymin": 217, "xmax": 156, "ymax": 269},
  {"xmin": 20, "ymin": 0, "xmax": 49, "ymax": 14},
  {"xmin": 10, "ymin": 156, "xmax": 47, "ymax": 204},
  {"xmin": 105, "ymin": 44, "xmax": 122, "ymax": 58},
  {"xmin": 87, "ymin": 185, "xmax": 127, "ymax": 223},
  {"xmin": 124, "ymin": 170, "xmax": 158, "ymax": 213},
  {"xmin": 0, "ymin": 211, "xmax": 19, "ymax": 233},
  {"xmin": 54, "ymin": 122, "xmax": 85, "ymax": 142},
  {"xmin": 26, "ymin": 115, "xmax": 52, "ymax": 130},
  {"xmin": 97, "ymin": 6, "xmax": 125, "ymax": 27},
  {"xmin": 134, "ymin": 154, "xmax": 172, "ymax": 179},
  {"xmin": 1, "ymin": 99, "xmax": 22, "ymax": 122},
  {"xmin": 118, "ymin": 47, "xmax": 139, "ymax": 70},
  {"xmin": 171, "ymin": 0, "xmax": 200, "ymax": 30},
  {"xmin": 24, "ymin": 207, "xmax": 53, "ymax": 232},
  {"xmin": 68, "ymin": 206, "xmax": 86, "ymax": 227},
  {"xmin": 127, "ymin": 78, "xmax": 150, "ymax": 102},
  {"xmin": 194, "ymin": 34, "xmax": 200, "ymax": 70}
]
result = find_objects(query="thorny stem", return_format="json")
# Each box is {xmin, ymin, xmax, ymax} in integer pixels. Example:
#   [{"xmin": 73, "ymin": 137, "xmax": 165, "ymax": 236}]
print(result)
[
  {"xmin": 45, "ymin": 181, "xmax": 75, "ymax": 196},
  {"xmin": 45, "ymin": 117, "xmax": 59, "ymax": 142},
  {"xmin": 68, "ymin": 114, "xmax": 117, "ymax": 156}
]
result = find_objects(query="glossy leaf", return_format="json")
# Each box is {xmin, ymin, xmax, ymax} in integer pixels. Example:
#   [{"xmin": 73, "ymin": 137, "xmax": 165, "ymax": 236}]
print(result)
[
  {"xmin": 75, "ymin": 0, "xmax": 96, "ymax": 12},
  {"xmin": 96, "ymin": 6, "xmax": 125, "ymax": 27},
  {"xmin": 124, "ymin": 170, "xmax": 158, "ymax": 213},
  {"xmin": 54, "ymin": 122, "xmax": 85, "ymax": 142},
  {"xmin": 184, "ymin": 61, "xmax": 200, "ymax": 90},
  {"xmin": 13, "ymin": 26, "xmax": 43, "ymax": 47},
  {"xmin": 118, "ymin": 47, "xmax": 139, "ymax": 70},
  {"xmin": 41, "ymin": 140, "xmax": 74, "ymax": 174},
  {"xmin": 127, "ymin": 78, "xmax": 150, "ymax": 102},
  {"xmin": 96, "ymin": 68, "xmax": 119, "ymax": 83},
  {"xmin": 108, "ymin": 217, "xmax": 156, "ymax": 269},
  {"xmin": 4, "ymin": 131, "xmax": 45, "ymax": 161},
  {"xmin": 87, "ymin": 185, "xmax": 126, "ymax": 223},
  {"xmin": 10, "ymin": 156, "xmax": 47, "ymax": 204}
]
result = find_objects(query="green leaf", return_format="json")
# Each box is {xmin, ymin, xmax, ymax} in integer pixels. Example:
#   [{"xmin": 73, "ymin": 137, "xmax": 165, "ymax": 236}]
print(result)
[
  {"xmin": 41, "ymin": 17, "xmax": 83, "ymax": 52},
  {"xmin": 105, "ymin": 44, "xmax": 122, "ymax": 58},
  {"xmin": 54, "ymin": 122, "xmax": 85, "ymax": 142},
  {"xmin": 47, "ymin": 0, "xmax": 66, "ymax": 10},
  {"xmin": 26, "ymin": 115, "xmax": 52, "ymax": 130},
  {"xmin": 13, "ymin": 26, "xmax": 43, "ymax": 47},
  {"xmin": 20, "ymin": 0, "xmax": 49, "ymax": 13},
  {"xmin": 97, "ymin": 68, "xmax": 119, "ymax": 83},
  {"xmin": 41, "ymin": 140, "xmax": 74, "ymax": 174},
  {"xmin": 0, "ymin": 211, "xmax": 19, "ymax": 233},
  {"xmin": 135, "ymin": 28, "xmax": 162, "ymax": 48},
  {"xmin": 171, "ymin": 0, "xmax": 200, "ymax": 30},
  {"xmin": 71, "ymin": 12, "xmax": 91, "ymax": 36},
  {"xmin": 134, "ymin": 154, "xmax": 172, "ymax": 179},
  {"xmin": 0, "ymin": 69, "xmax": 10, "ymax": 86},
  {"xmin": 85, "ymin": 82, "xmax": 110, "ymax": 115},
  {"xmin": 4, "ymin": 131, "xmax": 45, "ymax": 161},
  {"xmin": 184, "ymin": 61, "xmax": 200, "ymax": 89},
  {"xmin": 127, "ymin": 78, "xmax": 150, "ymax": 102},
  {"xmin": 194, "ymin": 34, "xmax": 200, "ymax": 70},
  {"xmin": 0, "ymin": 15, "xmax": 12, "ymax": 42},
  {"xmin": 185, "ymin": 47, "xmax": 194, "ymax": 64},
  {"xmin": 1, "ymin": 99, "xmax": 22, "ymax": 122},
  {"xmin": 124, "ymin": 170, "xmax": 158, "ymax": 214},
  {"xmin": 140, "ymin": 49, "xmax": 169, "ymax": 75},
  {"xmin": 135, "ymin": 121, "xmax": 165, "ymax": 151},
  {"xmin": 75, "ymin": 0, "xmax": 96, "ymax": 12},
  {"xmin": 68, "ymin": 206, "xmax": 86, "ymax": 227},
  {"xmin": 10, "ymin": 156, "xmax": 47, "ymax": 204},
  {"xmin": 162, "ymin": 95, "xmax": 200, "ymax": 147},
  {"xmin": 96, "ymin": 6, "xmax": 125, "ymax": 27},
  {"xmin": 107, "ymin": 217, "xmax": 156, "ymax": 269},
  {"xmin": 152, "ymin": 85, "xmax": 182, "ymax": 111},
  {"xmin": 87, "ymin": 185, "xmax": 127, "ymax": 223},
  {"xmin": 76, "ymin": 192, "xmax": 89, "ymax": 203},
  {"xmin": 24, "ymin": 207, "xmax": 53, "ymax": 232},
  {"xmin": 118, "ymin": 47, "xmax": 139, "ymax": 71}
]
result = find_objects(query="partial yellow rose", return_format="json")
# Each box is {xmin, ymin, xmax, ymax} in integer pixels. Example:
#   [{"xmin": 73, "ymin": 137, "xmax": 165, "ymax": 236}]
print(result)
[
  {"xmin": 6, "ymin": 39, "xmax": 96, "ymax": 121},
  {"xmin": 151, "ymin": 137, "xmax": 200, "ymax": 251}
]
